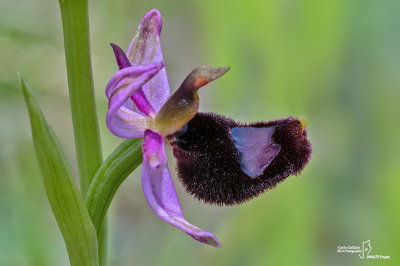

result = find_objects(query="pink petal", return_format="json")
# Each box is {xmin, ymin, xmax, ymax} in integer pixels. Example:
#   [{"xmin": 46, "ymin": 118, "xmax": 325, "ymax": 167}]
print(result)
[
  {"xmin": 127, "ymin": 9, "xmax": 170, "ymax": 113},
  {"xmin": 141, "ymin": 160, "xmax": 221, "ymax": 247},
  {"xmin": 142, "ymin": 129, "xmax": 166, "ymax": 168},
  {"xmin": 106, "ymin": 106, "xmax": 150, "ymax": 138},
  {"xmin": 110, "ymin": 43, "xmax": 131, "ymax": 69},
  {"xmin": 131, "ymin": 89, "xmax": 156, "ymax": 118},
  {"xmin": 106, "ymin": 63, "xmax": 163, "ymax": 138},
  {"xmin": 110, "ymin": 43, "xmax": 156, "ymax": 117},
  {"xmin": 105, "ymin": 62, "xmax": 163, "ymax": 103}
]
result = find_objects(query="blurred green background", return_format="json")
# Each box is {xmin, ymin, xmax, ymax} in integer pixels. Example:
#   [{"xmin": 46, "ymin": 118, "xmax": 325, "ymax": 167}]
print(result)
[{"xmin": 1, "ymin": 0, "xmax": 399, "ymax": 265}]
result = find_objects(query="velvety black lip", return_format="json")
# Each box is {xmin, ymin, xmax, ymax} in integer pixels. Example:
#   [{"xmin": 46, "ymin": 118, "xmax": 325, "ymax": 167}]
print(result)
[{"xmin": 172, "ymin": 112, "xmax": 312, "ymax": 205}]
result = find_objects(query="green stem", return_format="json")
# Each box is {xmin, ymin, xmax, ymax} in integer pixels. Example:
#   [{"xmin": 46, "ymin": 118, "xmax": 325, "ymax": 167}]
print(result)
[
  {"xmin": 58, "ymin": 0, "xmax": 102, "ymax": 195},
  {"xmin": 85, "ymin": 139, "xmax": 143, "ymax": 239},
  {"xmin": 58, "ymin": 0, "xmax": 104, "ymax": 264}
]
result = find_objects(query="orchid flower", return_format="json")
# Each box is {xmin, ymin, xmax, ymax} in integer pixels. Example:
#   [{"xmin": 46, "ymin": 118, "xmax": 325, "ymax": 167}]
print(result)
[
  {"xmin": 106, "ymin": 9, "xmax": 229, "ymax": 247},
  {"xmin": 106, "ymin": 9, "xmax": 312, "ymax": 248}
]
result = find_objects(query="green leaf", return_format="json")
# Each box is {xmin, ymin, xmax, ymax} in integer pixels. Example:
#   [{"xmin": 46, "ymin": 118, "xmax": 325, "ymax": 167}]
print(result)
[
  {"xmin": 85, "ymin": 139, "xmax": 143, "ymax": 239},
  {"xmin": 20, "ymin": 73, "xmax": 99, "ymax": 266}
]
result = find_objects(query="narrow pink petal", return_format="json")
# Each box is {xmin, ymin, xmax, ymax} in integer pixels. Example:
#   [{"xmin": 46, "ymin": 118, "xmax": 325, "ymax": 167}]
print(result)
[
  {"xmin": 106, "ymin": 63, "xmax": 163, "ymax": 138},
  {"xmin": 141, "ymin": 160, "xmax": 221, "ymax": 247},
  {"xmin": 110, "ymin": 43, "xmax": 156, "ymax": 117},
  {"xmin": 127, "ymin": 9, "xmax": 170, "ymax": 112},
  {"xmin": 110, "ymin": 43, "xmax": 131, "ymax": 69},
  {"xmin": 142, "ymin": 129, "xmax": 166, "ymax": 168},
  {"xmin": 106, "ymin": 62, "xmax": 163, "ymax": 101},
  {"xmin": 131, "ymin": 89, "xmax": 156, "ymax": 118},
  {"xmin": 106, "ymin": 106, "xmax": 150, "ymax": 138}
]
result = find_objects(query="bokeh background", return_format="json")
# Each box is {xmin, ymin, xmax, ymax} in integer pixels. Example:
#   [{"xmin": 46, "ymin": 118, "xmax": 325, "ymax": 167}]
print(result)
[{"xmin": 1, "ymin": 0, "xmax": 399, "ymax": 265}]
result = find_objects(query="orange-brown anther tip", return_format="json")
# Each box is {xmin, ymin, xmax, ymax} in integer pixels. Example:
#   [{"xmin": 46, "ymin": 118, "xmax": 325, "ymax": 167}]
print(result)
[
  {"xmin": 194, "ymin": 77, "xmax": 209, "ymax": 89},
  {"xmin": 188, "ymin": 65, "xmax": 230, "ymax": 90}
]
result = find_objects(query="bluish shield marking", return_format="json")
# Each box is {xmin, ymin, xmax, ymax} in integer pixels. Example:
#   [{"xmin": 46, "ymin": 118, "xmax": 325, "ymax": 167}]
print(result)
[{"xmin": 231, "ymin": 126, "xmax": 281, "ymax": 178}]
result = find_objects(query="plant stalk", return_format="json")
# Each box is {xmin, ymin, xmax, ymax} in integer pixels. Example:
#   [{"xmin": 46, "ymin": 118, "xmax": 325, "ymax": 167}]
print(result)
[{"xmin": 58, "ymin": 0, "xmax": 105, "ymax": 264}]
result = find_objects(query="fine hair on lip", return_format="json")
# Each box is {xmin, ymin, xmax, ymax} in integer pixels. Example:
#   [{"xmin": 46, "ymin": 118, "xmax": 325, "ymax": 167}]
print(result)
[{"xmin": 172, "ymin": 112, "xmax": 312, "ymax": 205}]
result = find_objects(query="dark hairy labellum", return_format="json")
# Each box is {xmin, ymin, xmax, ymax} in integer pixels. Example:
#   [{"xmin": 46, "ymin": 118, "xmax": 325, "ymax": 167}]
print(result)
[{"xmin": 172, "ymin": 112, "xmax": 312, "ymax": 205}]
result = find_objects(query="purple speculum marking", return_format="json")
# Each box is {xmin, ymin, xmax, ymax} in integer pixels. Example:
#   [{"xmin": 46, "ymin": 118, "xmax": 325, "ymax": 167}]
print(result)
[{"xmin": 231, "ymin": 126, "xmax": 281, "ymax": 178}]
